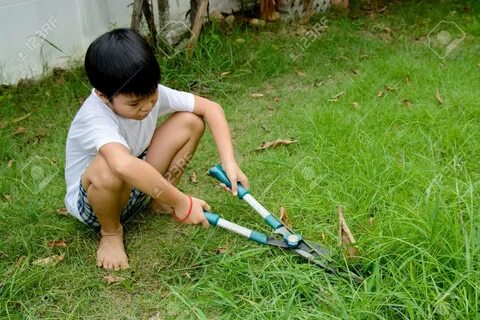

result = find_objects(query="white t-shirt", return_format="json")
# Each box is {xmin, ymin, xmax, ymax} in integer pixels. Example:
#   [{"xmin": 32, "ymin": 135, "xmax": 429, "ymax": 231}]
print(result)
[{"xmin": 64, "ymin": 84, "xmax": 195, "ymax": 222}]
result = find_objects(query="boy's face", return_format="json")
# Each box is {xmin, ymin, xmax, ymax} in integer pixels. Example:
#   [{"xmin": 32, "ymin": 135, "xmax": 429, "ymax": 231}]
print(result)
[{"xmin": 97, "ymin": 90, "xmax": 159, "ymax": 120}]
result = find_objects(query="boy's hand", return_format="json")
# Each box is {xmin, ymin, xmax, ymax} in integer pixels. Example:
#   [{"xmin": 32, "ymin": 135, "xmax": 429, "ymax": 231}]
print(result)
[
  {"xmin": 173, "ymin": 195, "xmax": 211, "ymax": 228},
  {"xmin": 221, "ymin": 161, "xmax": 250, "ymax": 196}
]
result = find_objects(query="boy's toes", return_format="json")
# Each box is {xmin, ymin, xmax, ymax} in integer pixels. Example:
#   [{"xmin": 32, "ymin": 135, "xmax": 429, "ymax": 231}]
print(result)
[{"xmin": 119, "ymin": 260, "xmax": 129, "ymax": 270}]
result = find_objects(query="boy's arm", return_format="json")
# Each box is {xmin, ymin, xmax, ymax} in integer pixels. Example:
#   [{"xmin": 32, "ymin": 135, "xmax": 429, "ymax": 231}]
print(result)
[
  {"xmin": 193, "ymin": 95, "xmax": 249, "ymax": 195},
  {"xmin": 99, "ymin": 143, "xmax": 208, "ymax": 225}
]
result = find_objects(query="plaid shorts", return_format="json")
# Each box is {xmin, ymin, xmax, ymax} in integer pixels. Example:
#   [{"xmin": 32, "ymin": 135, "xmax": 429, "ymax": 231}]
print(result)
[{"xmin": 77, "ymin": 150, "xmax": 150, "ymax": 227}]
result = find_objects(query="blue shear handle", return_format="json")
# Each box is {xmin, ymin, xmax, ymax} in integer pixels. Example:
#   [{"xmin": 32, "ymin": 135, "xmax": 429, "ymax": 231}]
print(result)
[
  {"xmin": 204, "ymin": 211, "xmax": 220, "ymax": 226},
  {"xmin": 208, "ymin": 165, "xmax": 250, "ymax": 199}
]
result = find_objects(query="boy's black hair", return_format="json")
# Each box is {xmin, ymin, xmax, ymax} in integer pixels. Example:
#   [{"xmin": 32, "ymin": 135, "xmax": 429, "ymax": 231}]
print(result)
[{"xmin": 84, "ymin": 28, "xmax": 160, "ymax": 100}]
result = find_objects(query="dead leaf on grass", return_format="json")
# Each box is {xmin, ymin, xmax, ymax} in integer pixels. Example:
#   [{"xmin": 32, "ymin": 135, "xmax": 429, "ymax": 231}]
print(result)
[
  {"xmin": 368, "ymin": 216, "xmax": 374, "ymax": 225},
  {"xmin": 47, "ymin": 240, "xmax": 67, "ymax": 248},
  {"xmin": 296, "ymin": 71, "xmax": 306, "ymax": 77},
  {"xmin": 190, "ymin": 172, "xmax": 198, "ymax": 183},
  {"xmin": 314, "ymin": 81, "xmax": 325, "ymax": 87},
  {"xmin": 401, "ymin": 99, "xmax": 414, "ymax": 107},
  {"xmin": 352, "ymin": 102, "xmax": 360, "ymax": 110},
  {"xmin": 103, "ymin": 274, "xmax": 125, "ymax": 284},
  {"xmin": 32, "ymin": 253, "xmax": 65, "ymax": 266},
  {"xmin": 13, "ymin": 126, "xmax": 26, "ymax": 135},
  {"xmin": 12, "ymin": 112, "xmax": 32, "ymax": 123},
  {"xmin": 214, "ymin": 246, "xmax": 228, "ymax": 254},
  {"xmin": 383, "ymin": 27, "xmax": 393, "ymax": 37},
  {"xmin": 404, "ymin": 75, "xmax": 411, "ymax": 84},
  {"xmin": 3, "ymin": 194, "xmax": 12, "ymax": 201},
  {"xmin": 255, "ymin": 139, "xmax": 298, "ymax": 151},
  {"xmin": 377, "ymin": 90, "xmax": 385, "ymax": 97},
  {"xmin": 15, "ymin": 256, "xmax": 25, "ymax": 267},
  {"xmin": 273, "ymin": 97, "xmax": 280, "ymax": 103},
  {"xmin": 435, "ymin": 89, "xmax": 444, "ymax": 105},
  {"xmin": 250, "ymin": 93, "xmax": 264, "ymax": 98},
  {"xmin": 7, "ymin": 160, "xmax": 14, "ymax": 168},
  {"xmin": 219, "ymin": 71, "xmax": 230, "ymax": 77},
  {"xmin": 384, "ymin": 85, "xmax": 396, "ymax": 92},
  {"xmin": 329, "ymin": 91, "xmax": 346, "ymax": 102},
  {"xmin": 279, "ymin": 207, "xmax": 292, "ymax": 229},
  {"xmin": 338, "ymin": 206, "xmax": 359, "ymax": 259},
  {"xmin": 56, "ymin": 207, "xmax": 69, "ymax": 216}
]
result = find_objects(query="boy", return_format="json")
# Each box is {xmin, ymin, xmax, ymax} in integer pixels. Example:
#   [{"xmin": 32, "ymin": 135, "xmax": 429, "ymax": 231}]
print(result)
[{"xmin": 64, "ymin": 29, "xmax": 249, "ymax": 270}]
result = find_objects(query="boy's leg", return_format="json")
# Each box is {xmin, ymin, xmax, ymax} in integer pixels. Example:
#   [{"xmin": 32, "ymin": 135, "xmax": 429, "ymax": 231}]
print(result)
[
  {"xmin": 145, "ymin": 112, "xmax": 205, "ymax": 212},
  {"xmin": 81, "ymin": 155, "xmax": 132, "ymax": 270}
]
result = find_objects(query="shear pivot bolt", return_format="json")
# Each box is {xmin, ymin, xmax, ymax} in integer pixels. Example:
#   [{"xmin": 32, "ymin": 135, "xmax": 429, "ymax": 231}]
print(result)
[{"xmin": 287, "ymin": 234, "xmax": 301, "ymax": 247}]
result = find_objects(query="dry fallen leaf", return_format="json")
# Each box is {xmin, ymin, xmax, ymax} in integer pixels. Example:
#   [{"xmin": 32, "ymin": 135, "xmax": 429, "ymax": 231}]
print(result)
[
  {"xmin": 296, "ymin": 71, "xmax": 306, "ymax": 77},
  {"xmin": 377, "ymin": 90, "xmax": 385, "ymax": 98},
  {"xmin": 190, "ymin": 172, "xmax": 198, "ymax": 183},
  {"xmin": 103, "ymin": 274, "xmax": 125, "ymax": 284},
  {"xmin": 47, "ymin": 240, "xmax": 67, "ymax": 248},
  {"xmin": 56, "ymin": 207, "xmax": 69, "ymax": 216},
  {"xmin": 329, "ymin": 91, "xmax": 346, "ymax": 102},
  {"xmin": 273, "ymin": 97, "xmax": 280, "ymax": 103},
  {"xmin": 383, "ymin": 27, "xmax": 393, "ymax": 37},
  {"xmin": 15, "ymin": 256, "xmax": 25, "ymax": 267},
  {"xmin": 401, "ymin": 99, "xmax": 414, "ymax": 107},
  {"xmin": 7, "ymin": 160, "xmax": 14, "ymax": 168},
  {"xmin": 435, "ymin": 89, "xmax": 444, "ymax": 105},
  {"xmin": 214, "ymin": 246, "xmax": 228, "ymax": 254},
  {"xmin": 13, "ymin": 126, "xmax": 26, "ymax": 135},
  {"xmin": 219, "ymin": 71, "xmax": 230, "ymax": 77},
  {"xmin": 368, "ymin": 216, "xmax": 374, "ymax": 225},
  {"xmin": 404, "ymin": 75, "xmax": 411, "ymax": 84},
  {"xmin": 314, "ymin": 81, "xmax": 325, "ymax": 87},
  {"xmin": 384, "ymin": 85, "xmax": 396, "ymax": 92},
  {"xmin": 352, "ymin": 102, "xmax": 360, "ymax": 109},
  {"xmin": 279, "ymin": 206, "xmax": 292, "ymax": 229},
  {"xmin": 3, "ymin": 194, "xmax": 12, "ymax": 201},
  {"xmin": 250, "ymin": 93, "xmax": 264, "ymax": 98},
  {"xmin": 255, "ymin": 139, "xmax": 298, "ymax": 151},
  {"xmin": 338, "ymin": 207, "xmax": 359, "ymax": 259},
  {"xmin": 12, "ymin": 112, "xmax": 32, "ymax": 123},
  {"xmin": 32, "ymin": 253, "xmax": 65, "ymax": 266}
]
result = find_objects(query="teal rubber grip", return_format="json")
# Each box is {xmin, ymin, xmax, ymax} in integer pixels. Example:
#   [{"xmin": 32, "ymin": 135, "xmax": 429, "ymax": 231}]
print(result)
[
  {"xmin": 248, "ymin": 230, "xmax": 268, "ymax": 245},
  {"xmin": 204, "ymin": 211, "xmax": 220, "ymax": 226},
  {"xmin": 208, "ymin": 165, "xmax": 250, "ymax": 199},
  {"xmin": 264, "ymin": 214, "xmax": 283, "ymax": 230}
]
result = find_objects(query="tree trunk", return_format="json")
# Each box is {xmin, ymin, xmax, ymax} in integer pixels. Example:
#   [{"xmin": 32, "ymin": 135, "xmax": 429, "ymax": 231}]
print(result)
[
  {"xmin": 131, "ymin": 0, "xmax": 145, "ymax": 31},
  {"xmin": 157, "ymin": 0, "xmax": 169, "ymax": 29},
  {"xmin": 186, "ymin": 0, "xmax": 208, "ymax": 55},
  {"xmin": 142, "ymin": 0, "xmax": 158, "ymax": 49}
]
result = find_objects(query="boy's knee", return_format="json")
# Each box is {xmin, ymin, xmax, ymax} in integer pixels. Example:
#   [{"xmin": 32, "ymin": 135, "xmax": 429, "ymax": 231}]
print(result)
[
  {"xmin": 89, "ymin": 162, "xmax": 126, "ymax": 191},
  {"xmin": 178, "ymin": 112, "xmax": 205, "ymax": 135}
]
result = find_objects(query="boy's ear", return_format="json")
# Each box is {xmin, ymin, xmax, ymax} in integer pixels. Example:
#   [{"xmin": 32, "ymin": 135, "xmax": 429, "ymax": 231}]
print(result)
[{"xmin": 95, "ymin": 89, "xmax": 110, "ymax": 104}]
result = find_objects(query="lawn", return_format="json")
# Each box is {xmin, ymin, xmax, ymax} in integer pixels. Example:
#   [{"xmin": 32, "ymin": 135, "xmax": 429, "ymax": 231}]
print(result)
[{"xmin": 1, "ymin": 0, "xmax": 480, "ymax": 318}]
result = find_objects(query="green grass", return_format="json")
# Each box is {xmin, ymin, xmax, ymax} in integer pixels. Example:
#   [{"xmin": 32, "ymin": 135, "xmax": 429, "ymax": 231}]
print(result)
[{"xmin": 2, "ymin": 0, "xmax": 480, "ymax": 318}]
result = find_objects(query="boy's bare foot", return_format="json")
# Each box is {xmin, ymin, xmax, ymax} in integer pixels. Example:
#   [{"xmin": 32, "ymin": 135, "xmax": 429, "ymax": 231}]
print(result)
[
  {"xmin": 97, "ymin": 225, "xmax": 129, "ymax": 270},
  {"xmin": 149, "ymin": 200, "xmax": 173, "ymax": 215}
]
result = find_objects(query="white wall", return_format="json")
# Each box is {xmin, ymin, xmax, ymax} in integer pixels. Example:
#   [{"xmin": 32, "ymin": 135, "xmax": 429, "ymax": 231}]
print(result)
[
  {"xmin": 0, "ymin": 0, "xmax": 329, "ymax": 84},
  {"xmin": 0, "ymin": 0, "xmax": 242, "ymax": 84}
]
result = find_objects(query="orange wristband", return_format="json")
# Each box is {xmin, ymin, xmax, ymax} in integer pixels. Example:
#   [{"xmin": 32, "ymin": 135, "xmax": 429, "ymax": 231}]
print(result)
[{"xmin": 173, "ymin": 196, "xmax": 193, "ymax": 222}]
